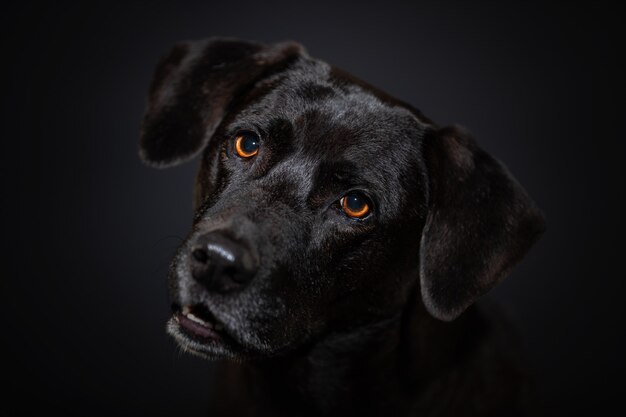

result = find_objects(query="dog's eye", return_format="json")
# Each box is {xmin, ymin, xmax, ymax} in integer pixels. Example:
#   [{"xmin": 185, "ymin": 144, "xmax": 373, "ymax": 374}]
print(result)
[
  {"xmin": 235, "ymin": 132, "xmax": 260, "ymax": 158},
  {"xmin": 340, "ymin": 192, "xmax": 371, "ymax": 219}
]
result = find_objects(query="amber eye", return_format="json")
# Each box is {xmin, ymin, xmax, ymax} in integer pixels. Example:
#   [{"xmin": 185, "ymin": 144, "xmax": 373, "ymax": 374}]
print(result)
[
  {"xmin": 235, "ymin": 132, "xmax": 260, "ymax": 158},
  {"xmin": 340, "ymin": 192, "xmax": 371, "ymax": 219}
]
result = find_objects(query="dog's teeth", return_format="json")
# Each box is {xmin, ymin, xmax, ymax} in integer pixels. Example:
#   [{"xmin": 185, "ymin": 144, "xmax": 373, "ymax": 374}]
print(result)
[
  {"xmin": 187, "ymin": 312, "xmax": 205, "ymax": 325},
  {"xmin": 182, "ymin": 306, "xmax": 191, "ymax": 315},
  {"xmin": 186, "ymin": 312, "xmax": 213, "ymax": 328}
]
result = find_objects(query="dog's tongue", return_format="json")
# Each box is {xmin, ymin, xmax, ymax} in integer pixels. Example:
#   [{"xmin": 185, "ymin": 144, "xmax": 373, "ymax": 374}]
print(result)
[{"xmin": 176, "ymin": 311, "xmax": 219, "ymax": 339}]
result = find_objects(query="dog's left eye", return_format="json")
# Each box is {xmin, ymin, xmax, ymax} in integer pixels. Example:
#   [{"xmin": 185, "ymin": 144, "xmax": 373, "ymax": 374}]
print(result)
[
  {"xmin": 340, "ymin": 192, "xmax": 372, "ymax": 219},
  {"xmin": 235, "ymin": 132, "xmax": 260, "ymax": 158}
]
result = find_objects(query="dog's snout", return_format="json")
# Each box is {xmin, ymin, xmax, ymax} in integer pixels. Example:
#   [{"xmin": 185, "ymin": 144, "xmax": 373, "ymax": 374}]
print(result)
[{"xmin": 190, "ymin": 232, "xmax": 257, "ymax": 293}]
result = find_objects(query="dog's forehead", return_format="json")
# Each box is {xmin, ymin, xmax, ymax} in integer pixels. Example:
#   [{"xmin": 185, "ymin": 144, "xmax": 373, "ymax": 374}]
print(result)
[{"xmin": 235, "ymin": 58, "xmax": 428, "ymax": 162}]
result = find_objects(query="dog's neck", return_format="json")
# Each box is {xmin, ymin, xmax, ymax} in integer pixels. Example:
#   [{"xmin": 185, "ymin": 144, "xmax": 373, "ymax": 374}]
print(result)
[{"xmin": 209, "ymin": 296, "xmax": 486, "ymax": 417}]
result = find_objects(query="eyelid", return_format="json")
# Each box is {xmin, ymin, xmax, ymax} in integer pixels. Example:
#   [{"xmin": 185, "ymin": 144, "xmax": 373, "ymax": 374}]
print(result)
[{"xmin": 231, "ymin": 126, "xmax": 263, "ymax": 139}]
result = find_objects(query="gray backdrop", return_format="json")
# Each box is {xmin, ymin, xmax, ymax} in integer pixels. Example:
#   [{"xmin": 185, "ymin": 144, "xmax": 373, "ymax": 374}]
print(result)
[{"xmin": 2, "ymin": 1, "xmax": 620, "ymax": 415}]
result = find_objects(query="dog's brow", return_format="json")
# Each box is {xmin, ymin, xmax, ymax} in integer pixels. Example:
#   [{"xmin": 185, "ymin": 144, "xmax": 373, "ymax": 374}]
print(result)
[{"xmin": 306, "ymin": 159, "xmax": 368, "ymax": 207}]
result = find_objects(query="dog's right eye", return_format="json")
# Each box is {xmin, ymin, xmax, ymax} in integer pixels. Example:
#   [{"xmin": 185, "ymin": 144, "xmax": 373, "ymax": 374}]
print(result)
[{"xmin": 235, "ymin": 132, "xmax": 260, "ymax": 158}]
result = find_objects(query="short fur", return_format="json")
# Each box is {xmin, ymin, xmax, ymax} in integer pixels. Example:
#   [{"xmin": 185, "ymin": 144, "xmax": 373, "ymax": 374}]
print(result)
[{"xmin": 140, "ymin": 37, "xmax": 545, "ymax": 416}]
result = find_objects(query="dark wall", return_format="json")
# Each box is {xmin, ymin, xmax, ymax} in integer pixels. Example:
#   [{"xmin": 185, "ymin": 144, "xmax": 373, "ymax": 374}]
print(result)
[{"xmin": 2, "ymin": 2, "xmax": 621, "ymax": 415}]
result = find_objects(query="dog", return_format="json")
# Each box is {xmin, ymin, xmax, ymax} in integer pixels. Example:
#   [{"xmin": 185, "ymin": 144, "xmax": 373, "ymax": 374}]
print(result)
[{"xmin": 139, "ymin": 37, "xmax": 545, "ymax": 416}]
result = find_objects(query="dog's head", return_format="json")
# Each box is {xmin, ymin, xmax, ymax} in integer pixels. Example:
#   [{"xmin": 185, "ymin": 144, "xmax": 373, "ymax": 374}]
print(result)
[{"xmin": 140, "ymin": 38, "xmax": 545, "ymax": 360}]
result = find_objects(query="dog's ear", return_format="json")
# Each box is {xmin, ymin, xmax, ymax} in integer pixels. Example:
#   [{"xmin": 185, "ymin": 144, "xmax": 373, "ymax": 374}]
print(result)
[
  {"xmin": 419, "ymin": 126, "xmax": 545, "ymax": 321},
  {"xmin": 139, "ymin": 37, "xmax": 305, "ymax": 167}
]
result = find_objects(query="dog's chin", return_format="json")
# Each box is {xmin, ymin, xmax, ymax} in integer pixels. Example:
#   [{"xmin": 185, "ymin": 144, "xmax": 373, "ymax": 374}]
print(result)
[{"xmin": 167, "ymin": 304, "xmax": 247, "ymax": 361}]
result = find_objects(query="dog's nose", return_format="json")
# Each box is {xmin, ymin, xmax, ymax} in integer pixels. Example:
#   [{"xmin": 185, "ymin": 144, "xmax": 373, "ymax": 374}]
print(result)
[{"xmin": 190, "ymin": 232, "xmax": 257, "ymax": 293}]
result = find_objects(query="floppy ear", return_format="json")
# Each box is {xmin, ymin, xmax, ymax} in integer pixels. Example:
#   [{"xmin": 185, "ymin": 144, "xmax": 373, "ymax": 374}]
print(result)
[
  {"xmin": 139, "ymin": 37, "xmax": 305, "ymax": 167},
  {"xmin": 419, "ymin": 126, "xmax": 545, "ymax": 321}
]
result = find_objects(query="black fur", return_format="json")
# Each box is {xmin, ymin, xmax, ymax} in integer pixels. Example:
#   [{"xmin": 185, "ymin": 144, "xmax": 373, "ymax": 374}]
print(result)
[
  {"xmin": 140, "ymin": 37, "xmax": 545, "ymax": 416},
  {"xmin": 140, "ymin": 38, "xmax": 304, "ymax": 167}
]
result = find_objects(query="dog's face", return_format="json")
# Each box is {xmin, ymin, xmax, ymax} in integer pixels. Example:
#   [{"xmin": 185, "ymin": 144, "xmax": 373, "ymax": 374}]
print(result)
[{"xmin": 140, "ymin": 38, "xmax": 545, "ymax": 360}]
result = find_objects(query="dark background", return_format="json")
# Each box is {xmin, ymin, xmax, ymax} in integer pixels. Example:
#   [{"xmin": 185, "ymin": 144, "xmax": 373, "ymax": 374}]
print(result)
[{"xmin": 1, "ymin": 1, "xmax": 622, "ymax": 415}]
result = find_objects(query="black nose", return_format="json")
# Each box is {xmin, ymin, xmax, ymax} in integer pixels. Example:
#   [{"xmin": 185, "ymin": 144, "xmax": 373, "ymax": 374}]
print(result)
[{"xmin": 190, "ymin": 232, "xmax": 257, "ymax": 293}]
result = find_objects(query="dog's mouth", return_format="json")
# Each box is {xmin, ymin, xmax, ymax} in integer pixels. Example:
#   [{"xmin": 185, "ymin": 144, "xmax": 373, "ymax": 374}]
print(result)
[
  {"xmin": 168, "ymin": 303, "xmax": 242, "ymax": 357},
  {"xmin": 174, "ymin": 304, "xmax": 225, "ymax": 340}
]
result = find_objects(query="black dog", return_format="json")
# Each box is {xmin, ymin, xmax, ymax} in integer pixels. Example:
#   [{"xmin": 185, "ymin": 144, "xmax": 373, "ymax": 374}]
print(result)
[{"xmin": 140, "ymin": 38, "xmax": 545, "ymax": 416}]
